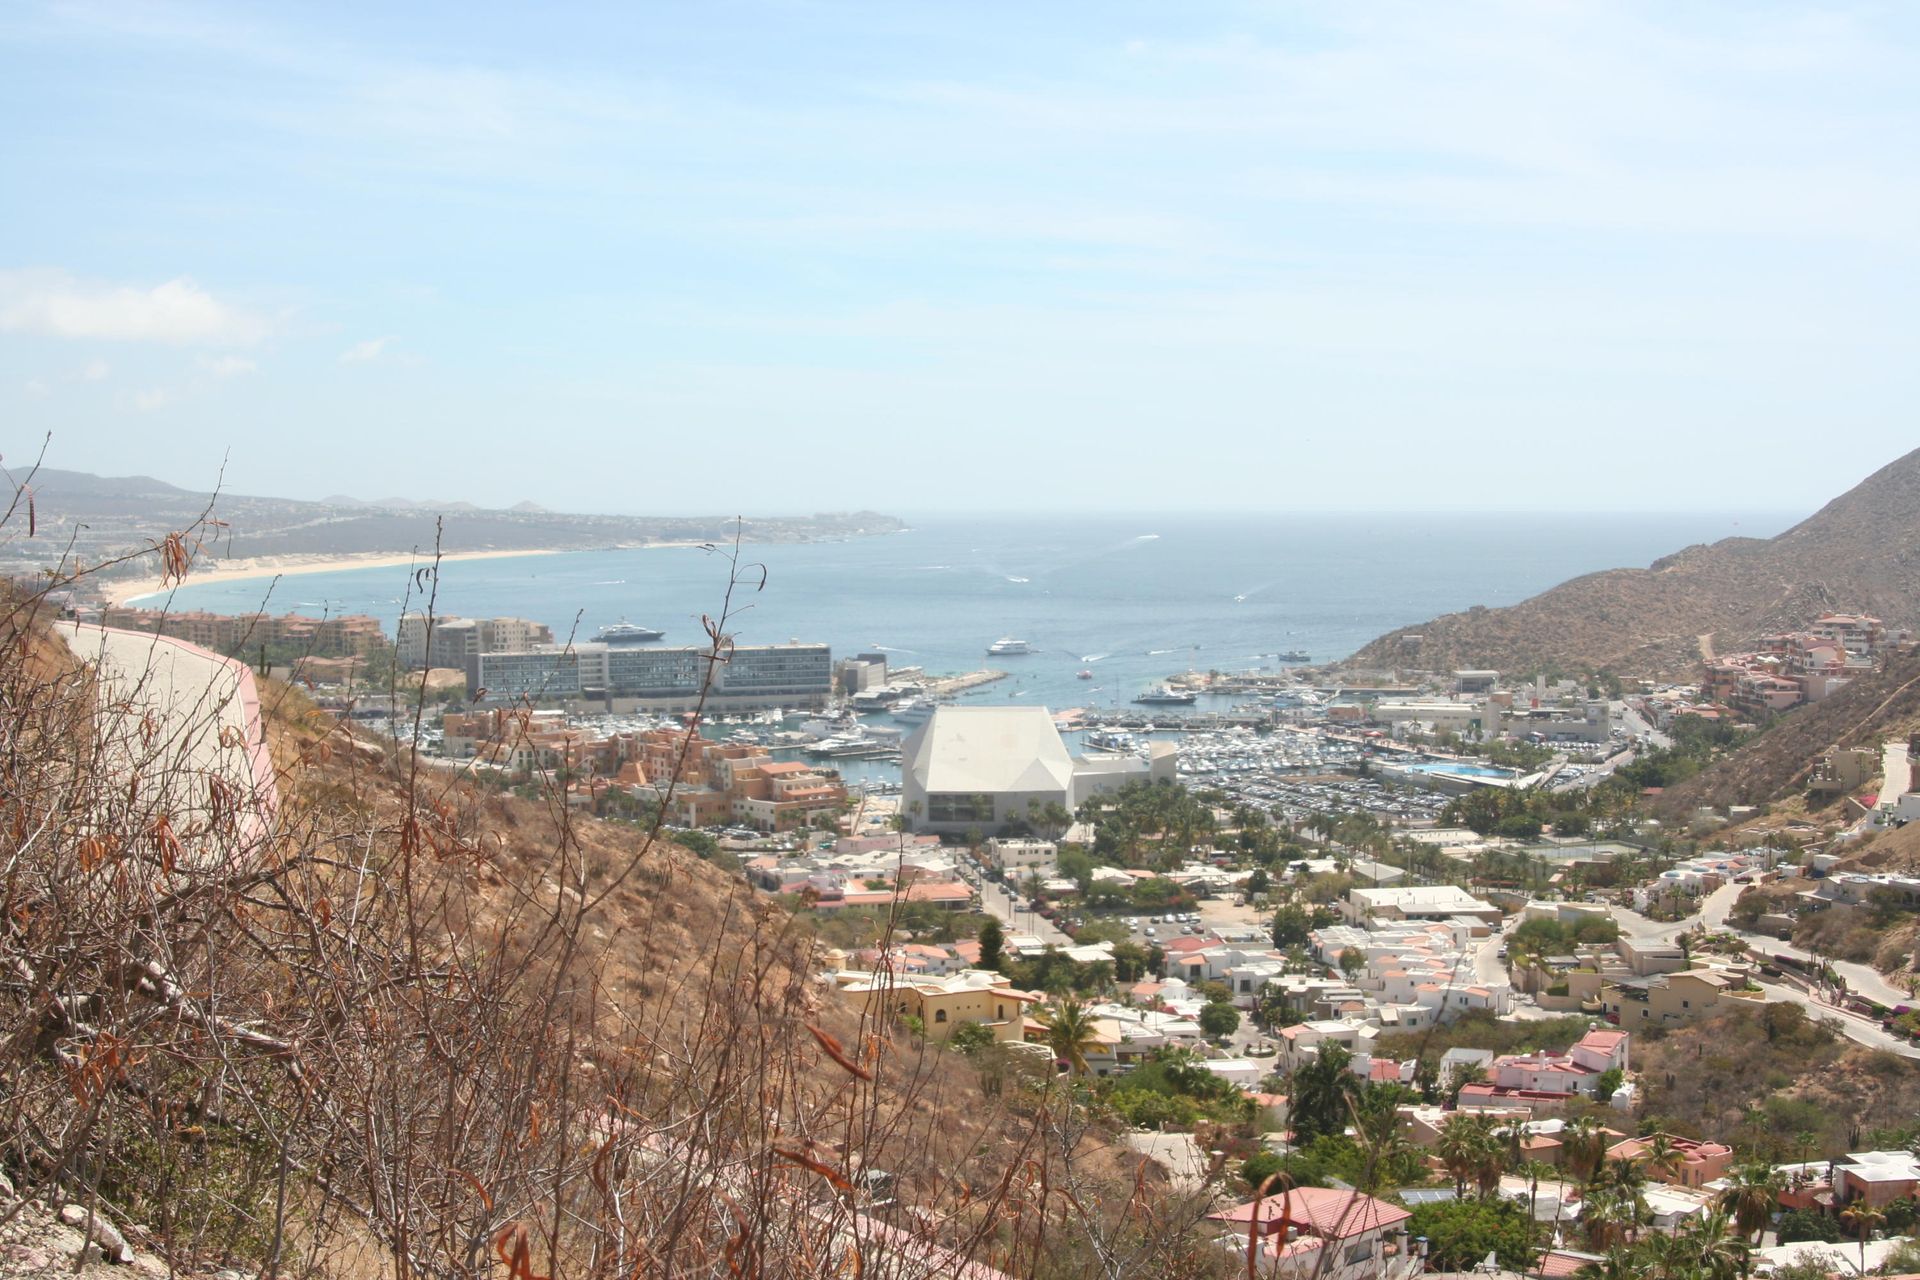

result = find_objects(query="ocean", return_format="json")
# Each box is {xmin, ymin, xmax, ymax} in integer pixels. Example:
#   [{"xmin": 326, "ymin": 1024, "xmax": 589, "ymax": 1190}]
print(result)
[{"xmin": 142, "ymin": 511, "xmax": 1791, "ymax": 715}]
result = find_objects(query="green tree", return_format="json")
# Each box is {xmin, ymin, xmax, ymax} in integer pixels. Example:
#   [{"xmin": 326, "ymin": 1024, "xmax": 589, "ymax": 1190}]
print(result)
[
  {"xmin": 1287, "ymin": 1043, "xmax": 1358, "ymax": 1144},
  {"xmin": 1037, "ymin": 996, "xmax": 1102, "ymax": 1075},
  {"xmin": 1055, "ymin": 846, "xmax": 1095, "ymax": 894},
  {"xmin": 1198, "ymin": 1001, "xmax": 1240, "ymax": 1038},
  {"xmin": 948, "ymin": 1020, "xmax": 996, "ymax": 1054},
  {"xmin": 1271, "ymin": 901, "xmax": 1313, "ymax": 949},
  {"xmin": 1773, "ymin": 1207, "xmax": 1843, "ymax": 1244},
  {"xmin": 1239, "ymin": 1149, "xmax": 1285, "ymax": 1195},
  {"xmin": 977, "ymin": 916, "xmax": 1007, "ymax": 973},
  {"xmin": 1405, "ymin": 1198, "xmax": 1532, "ymax": 1271}
]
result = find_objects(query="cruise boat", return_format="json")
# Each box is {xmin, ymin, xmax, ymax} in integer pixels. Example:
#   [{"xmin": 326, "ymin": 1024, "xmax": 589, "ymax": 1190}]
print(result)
[
  {"xmin": 1133, "ymin": 685, "xmax": 1198, "ymax": 706},
  {"xmin": 596, "ymin": 620, "xmax": 665, "ymax": 645},
  {"xmin": 987, "ymin": 637, "xmax": 1033, "ymax": 656}
]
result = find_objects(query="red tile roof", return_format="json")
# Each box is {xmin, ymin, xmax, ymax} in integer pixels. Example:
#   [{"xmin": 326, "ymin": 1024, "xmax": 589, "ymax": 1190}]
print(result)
[{"xmin": 1207, "ymin": 1187, "xmax": 1410, "ymax": 1241}]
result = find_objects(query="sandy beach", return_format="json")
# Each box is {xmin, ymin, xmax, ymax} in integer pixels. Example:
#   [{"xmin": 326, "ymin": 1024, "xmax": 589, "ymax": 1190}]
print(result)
[{"xmin": 107, "ymin": 547, "xmax": 569, "ymax": 607}]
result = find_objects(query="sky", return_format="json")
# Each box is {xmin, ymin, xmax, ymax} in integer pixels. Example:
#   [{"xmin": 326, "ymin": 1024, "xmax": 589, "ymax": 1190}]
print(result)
[{"xmin": 2, "ymin": 1, "xmax": 1918, "ymax": 514}]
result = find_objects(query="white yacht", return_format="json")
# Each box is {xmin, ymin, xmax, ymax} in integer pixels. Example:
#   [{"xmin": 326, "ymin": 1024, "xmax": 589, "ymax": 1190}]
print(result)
[{"xmin": 987, "ymin": 637, "xmax": 1033, "ymax": 656}]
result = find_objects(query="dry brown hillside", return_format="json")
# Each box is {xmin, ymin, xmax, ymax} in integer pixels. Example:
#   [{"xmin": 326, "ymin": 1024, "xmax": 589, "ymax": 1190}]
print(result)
[
  {"xmin": 1347, "ymin": 446, "xmax": 1920, "ymax": 677},
  {"xmin": 0, "ymin": 541, "xmax": 1209, "ymax": 1280},
  {"xmin": 1633, "ymin": 1006, "xmax": 1920, "ymax": 1159}
]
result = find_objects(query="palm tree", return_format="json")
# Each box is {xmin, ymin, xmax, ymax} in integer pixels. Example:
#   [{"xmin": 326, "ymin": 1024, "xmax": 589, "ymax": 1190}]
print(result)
[
  {"xmin": 1037, "ymin": 996, "xmax": 1102, "ymax": 1075},
  {"xmin": 1840, "ymin": 1202, "xmax": 1885, "ymax": 1275},
  {"xmin": 1680, "ymin": 1209, "xmax": 1751, "ymax": 1280},
  {"xmin": 1718, "ymin": 1160, "xmax": 1784, "ymax": 1244},
  {"xmin": 1437, "ymin": 1113, "xmax": 1498, "ymax": 1198},
  {"xmin": 1517, "ymin": 1158, "xmax": 1555, "ymax": 1253},
  {"xmin": 1641, "ymin": 1133, "xmax": 1684, "ymax": 1184},
  {"xmin": 1287, "ymin": 1043, "xmax": 1359, "ymax": 1145},
  {"xmin": 1584, "ymin": 1159, "xmax": 1650, "ymax": 1248},
  {"xmin": 1565, "ymin": 1115, "xmax": 1609, "ymax": 1185}
]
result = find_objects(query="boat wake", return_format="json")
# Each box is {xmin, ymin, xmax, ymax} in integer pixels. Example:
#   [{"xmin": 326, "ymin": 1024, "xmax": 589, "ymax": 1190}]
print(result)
[
  {"xmin": 1080, "ymin": 653, "xmax": 1109, "ymax": 663},
  {"xmin": 592, "ymin": 579, "xmax": 626, "ymax": 586},
  {"xmin": 1005, "ymin": 575, "xmax": 1030, "ymax": 583},
  {"xmin": 1147, "ymin": 648, "xmax": 1175, "ymax": 656}
]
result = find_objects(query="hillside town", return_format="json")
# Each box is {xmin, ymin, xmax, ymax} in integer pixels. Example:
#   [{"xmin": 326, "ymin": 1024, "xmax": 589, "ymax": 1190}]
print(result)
[{"xmin": 29, "ymin": 589, "xmax": 1920, "ymax": 1277}]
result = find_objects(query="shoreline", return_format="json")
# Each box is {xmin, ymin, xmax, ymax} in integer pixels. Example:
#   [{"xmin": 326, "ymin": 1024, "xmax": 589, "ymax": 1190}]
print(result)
[{"xmin": 107, "ymin": 545, "xmax": 672, "ymax": 607}]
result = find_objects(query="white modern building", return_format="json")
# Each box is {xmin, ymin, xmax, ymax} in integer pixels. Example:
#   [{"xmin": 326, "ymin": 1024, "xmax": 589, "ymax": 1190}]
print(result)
[{"xmin": 901, "ymin": 706, "xmax": 1176, "ymax": 834}]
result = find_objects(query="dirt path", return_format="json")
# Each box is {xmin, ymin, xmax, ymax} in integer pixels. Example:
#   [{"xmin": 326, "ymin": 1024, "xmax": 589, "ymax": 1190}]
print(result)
[{"xmin": 1697, "ymin": 632, "xmax": 1717, "ymax": 662}]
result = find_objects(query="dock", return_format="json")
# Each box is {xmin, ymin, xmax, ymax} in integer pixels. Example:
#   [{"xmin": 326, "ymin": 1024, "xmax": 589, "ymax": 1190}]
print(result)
[{"xmin": 920, "ymin": 669, "xmax": 1007, "ymax": 698}]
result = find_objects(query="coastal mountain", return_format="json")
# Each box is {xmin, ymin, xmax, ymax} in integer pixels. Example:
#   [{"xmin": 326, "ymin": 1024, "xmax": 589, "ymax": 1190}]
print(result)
[
  {"xmin": 1346, "ymin": 447, "xmax": 1920, "ymax": 677},
  {"xmin": 3, "ymin": 466, "xmax": 905, "ymax": 585}
]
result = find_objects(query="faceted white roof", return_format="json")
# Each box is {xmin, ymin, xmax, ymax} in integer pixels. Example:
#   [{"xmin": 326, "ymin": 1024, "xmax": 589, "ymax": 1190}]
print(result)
[{"xmin": 904, "ymin": 706, "xmax": 1075, "ymax": 795}]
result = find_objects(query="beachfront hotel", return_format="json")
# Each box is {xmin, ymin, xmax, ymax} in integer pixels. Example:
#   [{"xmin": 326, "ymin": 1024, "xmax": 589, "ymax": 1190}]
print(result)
[{"xmin": 467, "ymin": 641, "xmax": 832, "ymax": 712}]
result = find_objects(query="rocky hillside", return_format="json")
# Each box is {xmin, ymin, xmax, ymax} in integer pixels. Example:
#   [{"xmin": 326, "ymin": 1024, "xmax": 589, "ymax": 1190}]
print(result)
[{"xmin": 1347, "ymin": 447, "xmax": 1920, "ymax": 677}]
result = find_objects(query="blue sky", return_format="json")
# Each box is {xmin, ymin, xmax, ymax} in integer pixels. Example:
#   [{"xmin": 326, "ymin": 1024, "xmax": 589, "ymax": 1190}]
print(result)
[{"xmin": 3, "ymin": 2, "xmax": 1917, "ymax": 513}]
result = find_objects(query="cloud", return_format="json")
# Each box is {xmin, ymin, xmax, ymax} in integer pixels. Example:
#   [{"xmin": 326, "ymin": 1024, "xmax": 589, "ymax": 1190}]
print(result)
[
  {"xmin": 198, "ymin": 354, "xmax": 258, "ymax": 378},
  {"xmin": 131, "ymin": 388, "xmax": 172, "ymax": 412},
  {"xmin": 339, "ymin": 336, "xmax": 397, "ymax": 364},
  {"xmin": 81, "ymin": 358, "xmax": 110, "ymax": 381},
  {"xmin": 0, "ymin": 270, "xmax": 266, "ymax": 345}
]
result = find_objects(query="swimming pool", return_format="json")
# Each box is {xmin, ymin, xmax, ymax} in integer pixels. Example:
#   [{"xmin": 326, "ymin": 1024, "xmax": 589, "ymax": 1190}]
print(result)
[{"xmin": 1401, "ymin": 761, "xmax": 1519, "ymax": 779}]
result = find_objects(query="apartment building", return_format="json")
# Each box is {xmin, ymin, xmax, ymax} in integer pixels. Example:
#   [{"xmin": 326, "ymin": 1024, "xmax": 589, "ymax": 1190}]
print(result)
[
  {"xmin": 397, "ymin": 613, "xmax": 554, "ymax": 669},
  {"xmin": 469, "ymin": 641, "xmax": 833, "ymax": 711},
  {"xmin": 615, "ymin": 727, "xmax": 847, "ymax": 831},
  {"xmin": 99, "ymin": 606, "xmax": 389, "ymax": 658}
]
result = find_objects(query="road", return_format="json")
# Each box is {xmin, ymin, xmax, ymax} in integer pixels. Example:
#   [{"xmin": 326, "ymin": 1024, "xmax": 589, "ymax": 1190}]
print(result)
[
  {"xmin": 55, "ymin": 622, "xmax": 278, "ymax": 849},
  {"xmin": 1619, "ymin": 700, "xmax": 1672, "ymax": 751},
  {"xmin": 974, "ymin": 873, "xmax": 1072, "ymax": 945},
  {"xmin": 1883, "ymin": 740, "xmax": 1912, "ymax": 806}
]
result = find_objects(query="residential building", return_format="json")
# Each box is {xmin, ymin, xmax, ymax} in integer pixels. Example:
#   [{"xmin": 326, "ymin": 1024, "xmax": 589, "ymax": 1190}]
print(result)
[
  {"xmin": 1834, "ymin": 1150, "xmax": 1920, "ymax": 1208},
  {"xmin": 1599, "ymin": 970, "xmax": 1734, "ymax": 1026},
  {"xmin": 833, "ymin": 969, "xmax": 1041, "ymax": 1043},
  {"xmin": 985, "ymin": 838, "xmax": 1059, "ymax": 878},
  {"xmin": 1607, "ymin": 1134, "xmax": 1732, "ymax": 1189},
  {"xmin": 99, "ymin": 606, "xmax": 389, "ymax": 658},
  {"xmin": 397, "ymin": 613, "xmax": 553, "ymax": 669},
  {"xmin": 1207, "ymin": 1188, "xmax": 1417, "ymax": 1280},
  {"xmin": 1343, "ymin": 884, "xmax": 1501, "ymax": 927}
]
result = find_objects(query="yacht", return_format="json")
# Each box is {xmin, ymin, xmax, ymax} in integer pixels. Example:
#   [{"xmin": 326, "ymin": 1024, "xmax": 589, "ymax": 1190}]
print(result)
[
  {"xmin": 890, "ymin": 697, "xmax": 937, "ymax": 724},
  {"xmin": 1133, "ymin": 685, "xmax": 1198, "ymax": 706},
  {"xmin": 1276, "ymin": 649, "xmax": 1311, "ymax": 663},
  {"xmin": 987, "ymin": 638, "xmax": 1033, "ymax": 656},
  {"xmin": 596, "ymin": 620, "xmax": 665, "ymax": 645}
]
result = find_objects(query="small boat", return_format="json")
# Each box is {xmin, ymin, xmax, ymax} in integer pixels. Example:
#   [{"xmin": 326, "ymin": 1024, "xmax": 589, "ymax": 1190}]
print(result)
[
  {"xmin": 1076, "ymin": 669, "xmax": 1094, "ymax": 680},
  {"xmin": 987, "ymin": 638, "xmax": 1033, "ymax": 656},
  {"xmin": 1276, "ymin": 649, "xmax": 1311, "ymax": 663}
]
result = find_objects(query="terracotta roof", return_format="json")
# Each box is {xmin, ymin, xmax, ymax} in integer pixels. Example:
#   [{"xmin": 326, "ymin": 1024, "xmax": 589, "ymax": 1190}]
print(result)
[{"xmin": 1207, "ymin": 1188, "xmax": 1410, "ymax": 1241}]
